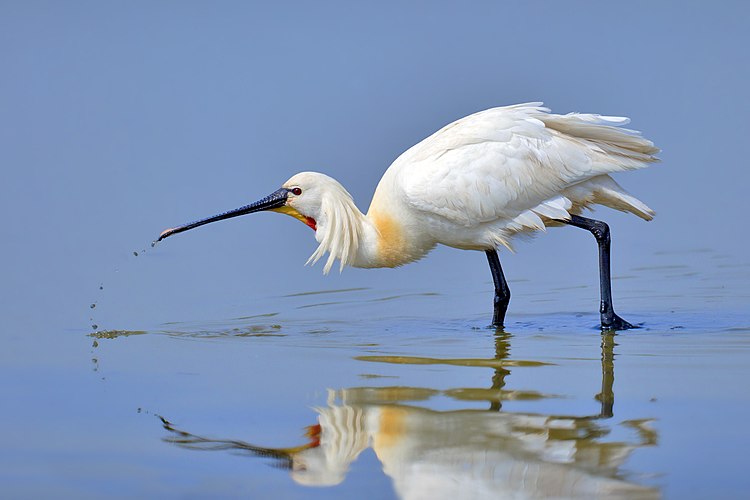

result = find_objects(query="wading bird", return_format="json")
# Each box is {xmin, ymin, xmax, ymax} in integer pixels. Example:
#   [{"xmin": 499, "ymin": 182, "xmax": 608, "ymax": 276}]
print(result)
[{"xmin": 158, "ymin": 103, "xmax": 657, "ymax": 330}]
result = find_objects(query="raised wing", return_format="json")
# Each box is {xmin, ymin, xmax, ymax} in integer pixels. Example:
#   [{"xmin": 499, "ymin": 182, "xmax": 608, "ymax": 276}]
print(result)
[{"xmin": 394, "ymin": 103, "xmax": 657, "ymax": 228}]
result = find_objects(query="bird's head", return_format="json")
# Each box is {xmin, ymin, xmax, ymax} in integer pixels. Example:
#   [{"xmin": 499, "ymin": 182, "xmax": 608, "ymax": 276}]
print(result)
[
  {"xmin": 158, "ymin": 171, "xmax": 363, "ymax": 274},
  {"xmin": 275, "ymin": 171, "xmax": 347, "ymax": 232},
  {"xmin": 156, "ymin": 171, "xmax": 347, "ymax": 241}
]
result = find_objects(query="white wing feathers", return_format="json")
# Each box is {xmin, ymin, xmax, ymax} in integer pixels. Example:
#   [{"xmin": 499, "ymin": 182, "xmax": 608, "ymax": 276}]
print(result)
[{"xmin": 398, "ymin": 103, "xmax": 657, "ymax": 232}]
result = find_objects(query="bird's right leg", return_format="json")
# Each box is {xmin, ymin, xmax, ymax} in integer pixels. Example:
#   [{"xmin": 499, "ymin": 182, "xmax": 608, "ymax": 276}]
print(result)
[
  {"xmin": 560, "ymin": 215, "xmax": 636, "ymax": 330},
  {"xmin": 485, "ymin": 250, "xmax": 511, "ymax": 328}
]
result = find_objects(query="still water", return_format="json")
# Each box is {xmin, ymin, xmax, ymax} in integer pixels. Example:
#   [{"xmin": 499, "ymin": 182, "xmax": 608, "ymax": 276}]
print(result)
[{"xmin": 2, "ymin": 246, "xmax": 748, "ymax": 499}]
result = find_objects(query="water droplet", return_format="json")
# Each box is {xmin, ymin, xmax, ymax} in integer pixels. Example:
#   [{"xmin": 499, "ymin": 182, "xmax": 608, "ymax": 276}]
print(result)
[
  {"xmin": 99, "ymin": 285, "xmax": 104, "ymax": 290},
  {"xmin": 151, "ymin": 241, "xmax": 157, "ymax": 248},
  {"xmin": 90, "ymin": 303, "xmax": 96, "ymax": 309},
  {"xmin": 92, "ymin": 340, "xmax": 99, "ymax": 348},
  {"xmin": 91, "ymin": 324, "xmax": 98, "ymax": 330},
  {"xmin": 133, "ymin": 251, "xmax": 139, "ymax": 257}
]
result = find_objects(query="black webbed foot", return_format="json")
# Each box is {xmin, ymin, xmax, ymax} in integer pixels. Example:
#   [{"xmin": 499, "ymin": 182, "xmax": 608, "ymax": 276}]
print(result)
[{"xmin": 601, "ymin": 313, "xmax": 639, "ymax": 331}]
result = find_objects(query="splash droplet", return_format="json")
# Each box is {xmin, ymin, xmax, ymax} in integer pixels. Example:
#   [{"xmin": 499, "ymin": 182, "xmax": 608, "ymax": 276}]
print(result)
[
  {"xmin": 151, "ymin": 241, "xmax": 157, "ymax": 248},
  {"xmin": 91, "ymin": 324, "xmax": 99, "ymax": 330},
  {"xmin": 133, "ymin": 251, "xmax": 139, "ymax": 257},
  {"xmin": 90, "ymin": 303, "xmax": 96, "ymax": 309}
]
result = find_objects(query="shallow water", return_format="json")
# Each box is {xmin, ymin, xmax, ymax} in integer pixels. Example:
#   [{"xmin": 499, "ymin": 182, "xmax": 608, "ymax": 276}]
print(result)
[{"xmin": 2, "ymin": 248, "xmax": 749, "ymax": 499}]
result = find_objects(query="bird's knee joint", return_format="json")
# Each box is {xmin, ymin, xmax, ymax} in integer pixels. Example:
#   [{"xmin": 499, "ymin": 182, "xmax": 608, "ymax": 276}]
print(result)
[
  {"xmin": 591, "ymin": 221, "xmax": 610, "ymax": 243},
  {"xmin": 494, "ymin": 289, "xmax": 510, "ymax": 304}
]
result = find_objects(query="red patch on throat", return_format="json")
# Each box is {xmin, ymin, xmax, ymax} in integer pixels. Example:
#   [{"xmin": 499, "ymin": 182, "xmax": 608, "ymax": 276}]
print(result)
[{"xmin": 305, "ymin": 217, "xmax": 317, "ymax": 231}]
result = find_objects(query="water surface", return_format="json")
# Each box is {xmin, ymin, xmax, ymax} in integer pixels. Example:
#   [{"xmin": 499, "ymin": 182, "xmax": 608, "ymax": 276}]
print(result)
[{"xmin": 3, "ymin": 249, "xmax": 749, "ymax": 499}]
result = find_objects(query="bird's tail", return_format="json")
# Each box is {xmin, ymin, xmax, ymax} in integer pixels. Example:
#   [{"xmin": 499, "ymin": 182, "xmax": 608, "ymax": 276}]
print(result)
[
  {"xmin": 564, "ymin": 175, "xmax": 655, "ymax": 221},
  {"xmin": 540, "ymin": 111, "xmax": 659, "ymax": 171}
]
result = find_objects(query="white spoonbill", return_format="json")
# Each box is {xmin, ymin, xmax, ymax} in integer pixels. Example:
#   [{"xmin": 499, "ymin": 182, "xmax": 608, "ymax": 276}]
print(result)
[{"xmin": 158, "ymin": 103, "xmax": 658, "ymax": 330}]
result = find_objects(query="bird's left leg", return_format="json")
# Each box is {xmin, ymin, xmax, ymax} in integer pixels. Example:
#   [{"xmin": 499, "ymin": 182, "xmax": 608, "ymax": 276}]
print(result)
[
  {"xmin": 485, "ymin": 250, "xmax": 511, "ymax": 328},
  {"xmin": 561, "ymin": 215, "xmax": 636, "ymax": 330}
]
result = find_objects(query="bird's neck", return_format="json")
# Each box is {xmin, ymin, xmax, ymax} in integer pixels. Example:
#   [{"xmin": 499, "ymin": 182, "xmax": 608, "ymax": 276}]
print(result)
[
  {"xmin": 307, "ymin": 189, "xmax": 431, "ymax": 272},
  {"xmin": 356, "ymin": 186, "xmax": 435, "ymax": 269}
]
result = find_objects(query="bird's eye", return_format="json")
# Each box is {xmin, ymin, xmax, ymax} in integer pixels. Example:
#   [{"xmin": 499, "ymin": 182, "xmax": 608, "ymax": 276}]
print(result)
[{"xmin": 291, "ymin": 187, "xmax": 302, "ymax": 196}]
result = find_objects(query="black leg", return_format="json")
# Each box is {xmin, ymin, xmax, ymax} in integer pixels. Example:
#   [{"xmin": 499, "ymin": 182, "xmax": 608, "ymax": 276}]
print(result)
[
  {"xmin": 485, "ymin": 250, "xmax": 511, "ymax": 328},
  {"xmin": 561, "ymin": 215, "xmax": 636, "ymax": 330}
]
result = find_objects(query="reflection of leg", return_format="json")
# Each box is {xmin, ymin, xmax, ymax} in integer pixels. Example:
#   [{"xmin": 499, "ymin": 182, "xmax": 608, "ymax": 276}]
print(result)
[
  {"xmin": 485, "ymin": 250, "xmax": 511, "ymax": 328},
  {"xmin": 560, "ymin": 215, "xmax": 635, "ymax": 330},
  {"xmin": 489, "ymin": 331, "xmax": 512, "ymax": 411},
  {"xmin": 596, "ymin": 333, "xmax": 615, "ymax": 418}
]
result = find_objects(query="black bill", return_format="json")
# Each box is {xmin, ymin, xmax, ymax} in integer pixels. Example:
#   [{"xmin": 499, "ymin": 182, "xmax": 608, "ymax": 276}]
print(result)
[{"xmin": 157, "ymin": 188, "xmax": 289, "ymax": 241}]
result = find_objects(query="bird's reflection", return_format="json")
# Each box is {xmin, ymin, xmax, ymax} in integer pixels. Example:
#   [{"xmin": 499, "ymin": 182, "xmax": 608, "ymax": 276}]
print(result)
[
  {"xmin": 489, "ymin": 330, "xmax": 512, "ymax": 411},
  {"xmin": 158, "ymin": 332, "xmax": 659, "ymax": 498}
]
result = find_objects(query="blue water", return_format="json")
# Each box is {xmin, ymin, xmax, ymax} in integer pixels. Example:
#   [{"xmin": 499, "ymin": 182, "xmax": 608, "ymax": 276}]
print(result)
[{"xmin": 2, "ymin": 246, "xmax": 749, "ymax": 498}]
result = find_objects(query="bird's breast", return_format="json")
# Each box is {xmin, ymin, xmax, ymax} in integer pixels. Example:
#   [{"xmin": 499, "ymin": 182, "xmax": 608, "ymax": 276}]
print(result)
[
  {"xmin": 369, "ymin": 211, "xmax": 408, "ymax": 268},
  {"xmin": 364, "ymin": 211, "xmax": 434, "ymax": 268}
]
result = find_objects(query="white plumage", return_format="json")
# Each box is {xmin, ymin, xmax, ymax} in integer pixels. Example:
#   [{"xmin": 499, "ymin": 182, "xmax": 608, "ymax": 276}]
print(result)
[
  {"xmin": 372, "ymin": 103, "xmax": 656, "ymax": 253},
  {"xmin": 159, "ymin": 102, "xmax": 658, "ymax": 329}
]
